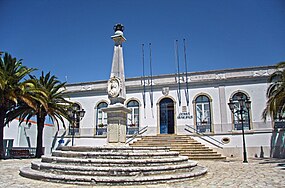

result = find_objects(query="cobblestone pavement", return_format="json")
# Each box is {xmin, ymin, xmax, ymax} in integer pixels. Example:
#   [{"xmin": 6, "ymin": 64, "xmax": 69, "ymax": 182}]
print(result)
[{"xmin": 0, "ymin": 158, "xmax": 284, "ymax": 188}]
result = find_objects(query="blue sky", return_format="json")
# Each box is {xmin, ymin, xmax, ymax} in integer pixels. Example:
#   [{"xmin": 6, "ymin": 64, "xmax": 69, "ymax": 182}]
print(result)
[{"xmin": 1, "ymin": 0, "xmax": 285, "ymax": 83}]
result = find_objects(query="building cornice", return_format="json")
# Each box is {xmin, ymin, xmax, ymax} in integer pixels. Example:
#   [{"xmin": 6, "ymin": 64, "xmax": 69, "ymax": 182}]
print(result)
[{"xmin": 64, "ymin": 65, "xmax": 276, "ymax": 94}]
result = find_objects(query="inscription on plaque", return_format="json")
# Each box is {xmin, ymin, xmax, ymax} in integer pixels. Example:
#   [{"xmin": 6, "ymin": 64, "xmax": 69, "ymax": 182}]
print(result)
[{"xmin": 177, "ymin": 112, "xmax": 192, "ymax": 119}]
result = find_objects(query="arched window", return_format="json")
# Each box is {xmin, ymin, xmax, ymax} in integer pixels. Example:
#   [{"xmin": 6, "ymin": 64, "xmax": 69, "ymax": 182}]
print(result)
[
  {"xmin": 96, "ymin": 102, "xmax": 108, "ymax": 135},
  {"xmin": 127, "ymin": 100, "xmax": 140, "ymax": 135},
  {"xmin": 68, "ymin": 103, "xmax": 81, "ymax": 135},
  {"xmin": 231, "ymin": 92, "xmax": 251, "ymax": 130},
  {"xmin": 194, "ymin": 95, "xmax": 212, "ymax": 133}
]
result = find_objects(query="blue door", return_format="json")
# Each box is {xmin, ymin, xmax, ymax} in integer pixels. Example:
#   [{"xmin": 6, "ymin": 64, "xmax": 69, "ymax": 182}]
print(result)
[{"xmin": 159, "ymin": 98, "xmax": 174, "ymax": 134}]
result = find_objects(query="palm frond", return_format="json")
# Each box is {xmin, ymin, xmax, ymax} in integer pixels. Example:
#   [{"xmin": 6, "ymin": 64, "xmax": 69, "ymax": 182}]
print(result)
[
  {"xmin": 17, "ymin": 71, "xmax": 72, "ymax": 129},
  {"xmin": 263, "ymin": 61, "xmax": 285, "ymax": 121},
  {"xmin": 0, "ymin": 52, "xmax": 35, "ymax": 126}
]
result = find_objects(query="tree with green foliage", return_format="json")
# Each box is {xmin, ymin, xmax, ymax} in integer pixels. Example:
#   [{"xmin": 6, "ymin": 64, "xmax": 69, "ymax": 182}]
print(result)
[
  {"xmin": 8, "ymin": 72, "xmax": 72, "ymax": 158},
  {"xmin": 0, "ymin": 52, "xmax": 35, "ymax": 158},
  {"xmin": 263, "ymin": 62, "xmax": 285, "ymax": 122}
]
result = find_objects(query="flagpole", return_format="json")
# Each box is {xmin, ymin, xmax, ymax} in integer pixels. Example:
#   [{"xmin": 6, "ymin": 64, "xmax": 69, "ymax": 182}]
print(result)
[
  {"xmin": 175, "ymin": 40, "xmax": 181, "ymax": 106},
  {"xmin": 149, "ymin": 43, "xmax": 154, "ymax": 118},
  {"xmin": 142, "ymin": 44, "xmax": 146, "ymax": 119},
  {"xmin": 183, "ymin": 39, "xmax": 190, "ymax": 108}
]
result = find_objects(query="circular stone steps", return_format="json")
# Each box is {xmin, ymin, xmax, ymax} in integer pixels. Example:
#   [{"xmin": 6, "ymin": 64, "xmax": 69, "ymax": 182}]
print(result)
[
  {"xmin": 20, "ymin": 146, "xmax": 207, "ymax": 185},
  {"xmin": 30, "ymin": 160, "xmax": 197, "ymax": 176},
  {"xmin": 41, "ymin": 155, "xmax": 189, "ymax": 166},
  {"xmin": 52, "ymin": 150, "xmax": 181, "ymax": 159}
]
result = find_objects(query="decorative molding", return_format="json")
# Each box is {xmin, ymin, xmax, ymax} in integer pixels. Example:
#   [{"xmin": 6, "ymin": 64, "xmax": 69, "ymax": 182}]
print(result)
[
  {"xmin": 162, "ymin": 87, "xmax": 169, "ymax": 96},
  {"xmin": 81, "ymin": 85, "xmax": 93, "ymax": 91},
  {"xmin": 253, "ymin": 70, "xmax": 269, "ymax": 77},
  {"xmin": 65, "ymin": 66, "xmax": 275, "ymax": 93},
  {"xmin": 125, "ymin": 98, "xmax": 142, "ymax": 107}
]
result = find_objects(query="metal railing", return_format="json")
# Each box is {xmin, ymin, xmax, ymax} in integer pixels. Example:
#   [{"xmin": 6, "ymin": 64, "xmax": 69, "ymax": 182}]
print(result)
[
  {"xmin": 185, "ymin": 124, "xmax": 224, "ymax": 149},
  {"xmin": 96, "ymin": 127, "xmax": 107, "ymax": 135},
  {"xmin": 126, "ymin": 126, "xmax": 148, "ymax": 144},
  {"xmin": 127, "ymin": 126, "xmax": 139, "ymax": 135}
]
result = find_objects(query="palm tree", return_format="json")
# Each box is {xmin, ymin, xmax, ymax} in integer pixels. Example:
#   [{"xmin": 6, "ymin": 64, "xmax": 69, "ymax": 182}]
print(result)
[
  {"xmin": 0, "ymin": 52, "xmax": 35, "ymax": 158},
  {"xmin": 263, "ymin": 62, "xmax": 285, "ymax": 122},
  {"xmin": 9, "ymin": 72, "xmax": 72, "ymax": 158}
]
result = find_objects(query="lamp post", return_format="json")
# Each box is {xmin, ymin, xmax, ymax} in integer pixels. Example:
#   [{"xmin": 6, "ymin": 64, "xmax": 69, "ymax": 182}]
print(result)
[
  {"xmin": 67, "ymin": 105, "xmax": 85, "ymax": 146},
  {"xmin": 228, "ymin": 96, "xmax": 251, "ymax": 163}
]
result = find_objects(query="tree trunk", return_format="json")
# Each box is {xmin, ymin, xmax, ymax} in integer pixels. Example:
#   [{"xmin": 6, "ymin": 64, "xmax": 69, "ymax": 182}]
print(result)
[
  {"xmin": 36, "ymin": 115, "xmax": 45, "ymax": 158},
  {"xmin": 0, "ymin": 108, "xmax": 5, "ymax": 159}
]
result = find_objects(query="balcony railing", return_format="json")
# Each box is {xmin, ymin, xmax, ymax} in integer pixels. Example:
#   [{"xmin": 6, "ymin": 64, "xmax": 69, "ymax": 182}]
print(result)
[
  {"xmin": 274, "ymin": 120, "xmax": 285, "ymax": 129},
  {"xmin": 127, "ymin": 125, "xmax": 139, "ymax": 135},
  {"xmin": 234, "ymin": 120, "xmax": 250, "ymax": 130},
  {"xmin": 96, "ymin": 125, "xmax": 107, "ymax": 135},
  {"xmin": 196, "ymin": 123, "xmax": 211, "ymax": 133}
]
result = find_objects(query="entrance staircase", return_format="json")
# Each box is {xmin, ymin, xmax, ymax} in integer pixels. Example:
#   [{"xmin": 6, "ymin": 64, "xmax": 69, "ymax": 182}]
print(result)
[
  {"xmin": 20, "ymin": 146, "xmax": 207, "ymax": 185},
  {"xmin": 130, "ymin": 134, "xmax": 226, "ymax": 160}
]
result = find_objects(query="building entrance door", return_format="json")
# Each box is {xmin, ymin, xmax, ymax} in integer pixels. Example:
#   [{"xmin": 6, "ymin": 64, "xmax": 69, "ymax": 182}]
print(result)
[{"xmin": 159, "ymin": 98, "xmax": 174, "ymax": 134}]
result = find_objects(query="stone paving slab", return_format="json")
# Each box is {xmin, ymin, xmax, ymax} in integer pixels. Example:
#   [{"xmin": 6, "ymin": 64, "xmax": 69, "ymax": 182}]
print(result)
[{"xmin": 0, "ymin": 158, "xmax": 284, "ymax": 188}]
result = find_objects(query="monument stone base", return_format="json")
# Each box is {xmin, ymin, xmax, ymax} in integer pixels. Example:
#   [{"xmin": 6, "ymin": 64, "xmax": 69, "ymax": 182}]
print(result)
[{"xmin": 102, "ymin": 103, "xmax": 131, "ymax": 146}]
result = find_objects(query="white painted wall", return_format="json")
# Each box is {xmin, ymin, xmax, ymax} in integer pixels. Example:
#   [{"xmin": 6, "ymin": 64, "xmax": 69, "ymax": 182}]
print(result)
[{"xmin": 4, "ymin": 120, "xmax": 54, "ymax": 155}]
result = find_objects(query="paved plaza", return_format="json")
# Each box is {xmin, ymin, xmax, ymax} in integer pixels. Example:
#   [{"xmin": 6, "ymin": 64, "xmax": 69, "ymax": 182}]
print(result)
[{"xmin": 0, "ymin": 157, "xmax": 284, "ymax": 188}]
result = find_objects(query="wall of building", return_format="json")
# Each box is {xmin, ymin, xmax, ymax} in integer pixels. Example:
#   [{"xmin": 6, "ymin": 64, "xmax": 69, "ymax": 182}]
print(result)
[
  {"xmin": 60, "ymin": 66, "xmax": 275, "ymax": 158},
  {"xmin": 67, "ymin": 78, "xmax": 272, "ymax": 136}
]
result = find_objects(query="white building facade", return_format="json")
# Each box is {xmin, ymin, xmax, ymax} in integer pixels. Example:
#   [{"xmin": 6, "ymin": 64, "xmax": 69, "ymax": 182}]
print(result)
[
  {"xmin": 59, "ymin": 65, "xmax": 279, "ymax": 158},
  {"xmin": 4, "ymin": 65, "xmax": 285, "ymax": 159}
]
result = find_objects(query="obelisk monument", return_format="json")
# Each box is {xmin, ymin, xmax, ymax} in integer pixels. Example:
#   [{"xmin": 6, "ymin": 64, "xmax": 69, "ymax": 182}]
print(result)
[{"xmin": 102, "ymin": 24, "xmax": 131, "ymax": 145}]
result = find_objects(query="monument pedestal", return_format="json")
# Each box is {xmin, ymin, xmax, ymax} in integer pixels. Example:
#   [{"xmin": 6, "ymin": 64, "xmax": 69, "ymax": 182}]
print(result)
[{"xmin": 102, "ymin": 103, "xmax": 131, "ymax": 146}]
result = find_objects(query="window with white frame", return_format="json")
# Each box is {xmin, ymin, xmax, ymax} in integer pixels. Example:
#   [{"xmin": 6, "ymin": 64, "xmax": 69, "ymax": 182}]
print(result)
[
  {"xmin": 231, "ymin": 92, "xmax": 250, "ymax": 130},
  {"xmin": 127, "ymin": 100, "xmax": 139, "ymax": 135},
  {"xmin": 195, "ymin": 95, "xmax": 211, "ymax": 133},
  {"xmin": 96, "ymin": 102, "xmax": 108, "ymax": 135}
]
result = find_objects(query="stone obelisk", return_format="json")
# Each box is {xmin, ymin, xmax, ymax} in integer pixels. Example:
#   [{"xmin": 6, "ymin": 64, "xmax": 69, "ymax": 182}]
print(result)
[{"xmin": 102, "ymin": 24, "xmax": 131, "ymax": 145}]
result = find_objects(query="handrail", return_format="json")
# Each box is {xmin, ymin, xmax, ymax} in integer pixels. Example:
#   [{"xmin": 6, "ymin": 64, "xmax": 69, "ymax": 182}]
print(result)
[
  {"xmin": 185, "ymin": 128, "xmax": 223, "ymax": 149},
  {"xmin": 186, "ymin": 124, "xmax": 224, "ymax": 145},
  {"xmin": 126, "ymin": 126, "xmax": 148, "ymax": 144},
  {"xmin": 185, "ymin": 124, "xmax": 224, "ymax": 149}
]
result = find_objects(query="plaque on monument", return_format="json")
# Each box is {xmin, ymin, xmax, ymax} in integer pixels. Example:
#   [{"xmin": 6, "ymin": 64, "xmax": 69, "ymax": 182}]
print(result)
[{"xmin": 107, "ymin": 76, "xmax": 121, "ymax": 98}]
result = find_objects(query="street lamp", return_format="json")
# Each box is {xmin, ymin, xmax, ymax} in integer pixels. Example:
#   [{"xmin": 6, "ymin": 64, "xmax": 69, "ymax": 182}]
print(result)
[
  {"xmin": 228, "ymin": 95, "xmax": 251, "ymax": 163},
  {"xmin": 67, "ymin": 104, "xmax": 85, "ymax": 146}
]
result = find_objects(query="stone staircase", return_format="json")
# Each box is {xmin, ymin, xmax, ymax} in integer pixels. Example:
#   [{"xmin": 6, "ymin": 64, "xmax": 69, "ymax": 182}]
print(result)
[
  {"xmin": 130, "ymin": 134, "xmax": 226, "ymax": 160},
  {"xmin": 20, "ymin": 146, "xmax": 207, "ymax": 185}
]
